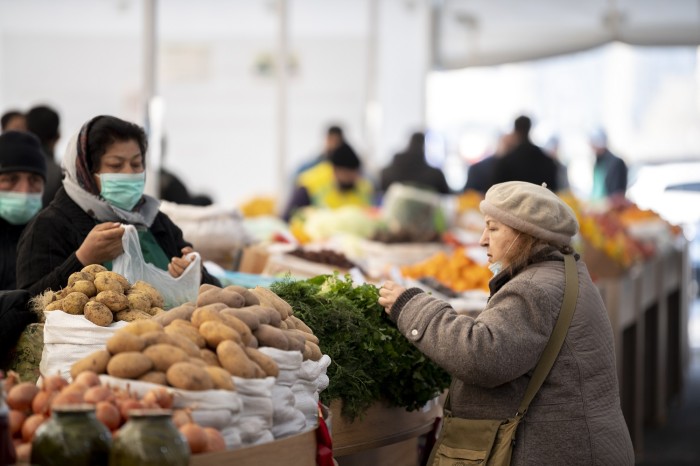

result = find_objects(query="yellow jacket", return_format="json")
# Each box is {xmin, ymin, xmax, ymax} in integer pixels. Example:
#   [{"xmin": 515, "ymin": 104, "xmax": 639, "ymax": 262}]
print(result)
[{"xmin": 297, "ymin": 161, "xmax": 373, "ymax": 209}]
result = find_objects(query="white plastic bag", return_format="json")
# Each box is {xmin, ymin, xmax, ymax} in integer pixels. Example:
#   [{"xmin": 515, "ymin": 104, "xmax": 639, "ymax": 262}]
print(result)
[{"xmin": 112, "ymin": 224, "xmax": 201, "ymax": 309}]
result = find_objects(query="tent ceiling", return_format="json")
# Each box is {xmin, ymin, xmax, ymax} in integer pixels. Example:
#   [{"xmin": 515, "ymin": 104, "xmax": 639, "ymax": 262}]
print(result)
[{"xmin": 433, "ymin": 0, "xmax": 700, "ymax": 68}]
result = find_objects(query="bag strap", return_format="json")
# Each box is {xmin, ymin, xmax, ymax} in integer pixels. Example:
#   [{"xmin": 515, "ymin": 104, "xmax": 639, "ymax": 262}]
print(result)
[{"xmin": 516, "ymin": 253, "xmax": 579, "ymax": 416}]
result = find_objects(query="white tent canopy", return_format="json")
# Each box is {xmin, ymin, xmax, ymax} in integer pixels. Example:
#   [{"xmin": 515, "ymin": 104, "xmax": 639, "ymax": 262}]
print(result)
[{"xmin": 433, "ymin": 0, "xmax": 700, "ymax": 68}]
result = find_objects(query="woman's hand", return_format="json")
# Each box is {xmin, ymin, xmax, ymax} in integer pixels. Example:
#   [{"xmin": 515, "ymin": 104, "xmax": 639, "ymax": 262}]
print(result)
[
  {"xmin": 76, "ymin": 222, "xmax": 124, "ymax": 265},
  {"xmin": 168, "ymin": 246, "xmax": 195, "ymax": 278},
  {"xmin": 378, "ymin": 281, "xmax": 406, "ymax": 315}
]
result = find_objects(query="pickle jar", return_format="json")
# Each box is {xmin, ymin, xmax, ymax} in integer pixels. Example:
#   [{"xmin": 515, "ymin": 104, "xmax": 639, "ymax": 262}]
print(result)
[
  {"xmin": 109, "ymin": 409, "xmax": 190, "ymax": 466},
  {"xmin": 31, "ymin": 404, "xmax": 111, "ymax": 466}
]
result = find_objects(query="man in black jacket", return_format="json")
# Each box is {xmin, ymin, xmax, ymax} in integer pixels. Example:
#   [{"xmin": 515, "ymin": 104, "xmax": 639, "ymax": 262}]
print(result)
[
  {"xmin": 0, "ymin": 131, "xmax": 47, "ymax": 290},
  {"xmin": 26, "ymin": 105, "xmax": 63, "ymax": 207},
  {"xmin": 590, "ymin": 128, "xmax": 627, "ymax": 199},
  {"xmin": 491, "ymin": 116, "xmax": 558, "ymax": 192}
]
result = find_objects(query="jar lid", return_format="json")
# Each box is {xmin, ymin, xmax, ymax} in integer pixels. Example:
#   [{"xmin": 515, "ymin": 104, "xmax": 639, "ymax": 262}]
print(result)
[{"xmin": 52, "ymin": 403, "xmax": 96, "ymax": 413}]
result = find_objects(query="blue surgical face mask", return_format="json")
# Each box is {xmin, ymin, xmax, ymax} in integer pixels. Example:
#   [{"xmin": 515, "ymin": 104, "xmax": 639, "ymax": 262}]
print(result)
[
  {"xmin": 0, "ymin": 191, "xmax": 43, "ymax": 225},
  {"xmin": 99, "ymin": 172, "xmax": 146, "ymax": 211}
]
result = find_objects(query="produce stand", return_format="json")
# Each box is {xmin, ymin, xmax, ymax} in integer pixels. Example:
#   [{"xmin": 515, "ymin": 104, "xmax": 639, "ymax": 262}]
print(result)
[
  {"xmin": 189, "ymin": 428, "xmax": 317, "ymax": 466},
  {"xmin": 331, "ymin": 397, "xmax": 443, "ymax": 465},
  {"xmin": 594, "ymin": 241, "xmax": 690, "ymax": 459}
]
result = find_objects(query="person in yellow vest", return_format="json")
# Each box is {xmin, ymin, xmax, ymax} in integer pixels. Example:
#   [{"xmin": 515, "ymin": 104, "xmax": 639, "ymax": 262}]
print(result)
[{"xmin": 283, "ymin": 142, "xmax": 373, "ymax": 221}]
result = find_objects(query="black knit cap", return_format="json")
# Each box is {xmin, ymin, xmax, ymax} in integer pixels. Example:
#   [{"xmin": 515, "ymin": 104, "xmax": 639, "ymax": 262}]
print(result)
[
  {"xmin": 0, "ymin": 131, "xmax": 47, "ymax": 181},
  {"xmin": 329, "ymin": 142, "xmax": 361, "ymax": 169}
]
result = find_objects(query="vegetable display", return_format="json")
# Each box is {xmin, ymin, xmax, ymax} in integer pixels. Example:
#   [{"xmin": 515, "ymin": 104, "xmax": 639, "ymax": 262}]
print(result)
[{"xmin": 272, "ymin": 274, "xmax": 450, "ymax": 421}]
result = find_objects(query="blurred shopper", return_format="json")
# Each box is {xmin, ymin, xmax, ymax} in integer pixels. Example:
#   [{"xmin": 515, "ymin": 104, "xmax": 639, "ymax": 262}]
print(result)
[
  {"xmin": 0, "ymin": 131, "xmax": 46, "ymax": 290},
  {"xmin": 589, "ymin": 128, "xmax": 627, "ymax": 200},
  {"xmin": 378, "ymin": 181, "xmax": 634, "ymax": 465},
  {"xmin": 380, "ymin": 132, "xmax": 450, "ymax": 195},
  {"xmin": 293, "ymin": 125, "xmax": 345, "ymax": 179},
  {"xmin": 16, "ymin": 115, "xmax": 220, "ymax": 297},
  {"xmin": 1, "ymin": 110, "xmax": 26, "ymax": 133},
  {"xmin": 26, "ymin": 105, "xmax": 63, "ymax": 206},
  {"xmin": 492, "ymin": 116, "xmax": 558, "ymax": 191},
  {"xmin": 283, "ymin": 141, "xmax": 373, "ymax": 221},
  {"xmin": 542, "ymin": 135, "xmax": 570, "ymax": 192},
  {"xmin": 464, "ymin": 132, "xmax": 516, "ymax": 195}
]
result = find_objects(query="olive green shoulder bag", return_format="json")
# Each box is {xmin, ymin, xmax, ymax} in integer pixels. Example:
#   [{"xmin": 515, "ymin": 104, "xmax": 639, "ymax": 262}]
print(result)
[{"xmin": 428, "ymin": 254, "xmax": 579, "ymax": 466}]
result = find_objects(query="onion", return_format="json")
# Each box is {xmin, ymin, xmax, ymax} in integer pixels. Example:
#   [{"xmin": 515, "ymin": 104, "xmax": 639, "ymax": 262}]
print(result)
[
  {"xmin": 21, "ymin": 414, "xmax": 47, "ymax": 442},
  {"xmin": 50, "ymin": 391, "xmax": 84, "ymax": 408},
  {"xmin": 179, "ymin": 423, "xmax": 208, "ymax": 454},
  {"xmin": 41, "ymin": 374, "xmax": 68, "ymax": 393},
  {"xmin": 171, "ymin": 409, "xmax": 192, "ymax": 428},
  {"xmin": 7, "ymin": 382, "xmax": 39, "ymax": 412},
  {"xmin": 74, "ymin": 371, "xmax": 101, "ymax": 388},
  {"xmin": 118, "ymin": 399, "xmax": 143, "ymax": 421},
  {"xmin": 142, "ymin": 387, "xmax": 174, "ymax": 409},
  {"xmin": 31, "ymin": 390, "xmax": 55, "ymax": 415},
  {"xmin": 9, "ymin": 410, "xmax": 26, "ymax": 437},
  {"xmin": 96, "ymin": 401, "xmax": 121, "ymax": 431},
  {"xmin": 3, "ymin": 370, "xmax": 20, "ymax": 393},
  {"xmin": 203, "ymin": 427, "xmax": 226, "ymax": 452},
  {"xmin": 61, "ymin": 382, "xmax": 88, "ymax": 396},
  {"xmin": 15, "ymin": 443, "xmax": 32, "ymax": 463},
  {"xmin": 84, "ymin": 386, "xmax": 113, "ymax": 404}
]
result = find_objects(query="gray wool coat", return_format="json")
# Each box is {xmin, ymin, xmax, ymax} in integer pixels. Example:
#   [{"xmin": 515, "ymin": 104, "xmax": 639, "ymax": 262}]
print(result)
[{"xmin": 391, "ymin": 253, "xmax": 634, "ymax": 465}]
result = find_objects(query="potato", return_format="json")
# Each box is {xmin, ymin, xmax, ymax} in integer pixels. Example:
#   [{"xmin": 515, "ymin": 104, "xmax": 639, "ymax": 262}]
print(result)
[
  {"xmin": 221, "ymin": 307, "xmax": 260, "ymax": 330},
  {"xmin": 191, "ymin": 306, "xmax": 224, "ymax": 328},
  {"xmin": 278, "ymin": 320, "xmax": 288, "ymax": 330},
  {"xmin": 147, "ymin": 307, "xmax": 165, "ymax": 316},
  {"xmin": 250, "ymin": 287, "xmax": 292, "ymax": 319},
  {"xmin": 119, "ymin": 319, "xmax": 163, "ymax": 336},
  {"xmin": 304, "ymin": 341, "xmax": 323, "ymax": 361},
  {"xmin": 127, "ymin": 292, "xmax": 151, "ymax": 312},
  {"xmin": 95, "ymin": 290, "xmax": 129, "ymax": 312},
  {"xmin": 196, "ymin": 289, "xmax": 245, "ymax": 309},
  {"xmin": 250, "ymin": 306, "xmax": 282, "ymax": 327},
  {"xmin": 216, "ymin": 340, "xmax": 258, "ymax": 378},
  {"xmin": 62, "ymin": 292, "xmax": 89, "ymax": 315},
  {"xmin": 253, "ymin": 324, "xmax": 289, "ymax": 350},
  {"xmin": 169, "ymin": 333, "xmax": 202, "ymax": 357},
  {"xmin": 282, "ymin": 318, "xmax": 295, "ymax": 330},
  {"xmin": 141, "ymin": 331, "xmax": 177, "ymax": 347},
  {"xmin": 152, "ymin": 303, "xmax": 195, "ymax": 326},
  {"xmin": 68, "ymin": 271, "xmax": 95, "ymax": 287},
  {"xmin": 115, "ymin": 309, "xmax": 152, "ymax": 322},
  {"xmin": 131, "ymin": 280, "xmax": 164, "ymax": 309},
  {"xmin": 84, "ymin": 301, "xmax": 113, "ymax": 326},
  {"xmin": 71, "ymin": 280, "xmax": 97, "ymax": 298},
  {"xmin": 282, "ymin": 330, "xmax": 307, "ymax": 352},
  {"xmin": 143, "ymin": 344, "xmax": 189, "ymax": 372},
  {"xmin": 199, "ymin": 348, "xmax": 221, "ymax": 367},
  {"xmin": 288, "ymin": 315, "xmax": 314, "ymax": 334},
  {"xmin": 244, "ymin": 347, "xmax": 279, "ymax": 377},
  {"xmin": 70, "ymin": 350, "xmax": 111, "ymax": 379},
  {"xmin": 164, "ymin": 324, "xmax": 206, "ymax": 348},
  {"xmin": 199, "ymin": 321, "xmax": 242, "ymax": 348},
  {"xmin": 138, "ymin": 371, "xmax": 168, "ymax": 385},
  {"xmin": 93, "ymin": 272, "xmax": 124, "ymax": 293},
  {"xmin": 45, "ymin": 299, "xmax": 64, "ymax": 312},
  {"xmin": 169, "ymin": 318, "xmax": 197, "ymax": 330},
  {"xmin": 106, "ymin": 331, "xmax": 145, "ymax": 354},
  {"xmin": 81, "ymin": 264, "xmax": 107, "ymax": 274},
  {"xmin": 290, "ymin": 328, "xmax": 319, "ymax": 345},
  {"xmin": 205, "ymin": 366, "xmax": 236, "ymax": 391},
  {"xmin": 198, "ymin": 284, "xmax": 221, "ymax": 294},
  {"xmin": 218, "ymin": 313, "xmax": 254, "ymax": 343},
  {"xmin": 166, "ymin": 362, "xmax": 214, "ymax": 391},
  {"xmin": 107, "ymin": 352, "xmax": 153, "ymax": 379},
  {"xmin": 224, "ymin": 285, "xmax": 260, "ymax": 307},
  {"xmin": 247, "ymin": 336, "xmax": 258, "ymax": 349},
  {"xmin": 187, "ymin": 357, "xmax": 208, "ymax": 367}
]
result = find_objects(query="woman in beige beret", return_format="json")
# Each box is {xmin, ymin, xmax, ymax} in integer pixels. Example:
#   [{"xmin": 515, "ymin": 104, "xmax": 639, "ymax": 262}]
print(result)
[{"xmin": 379, "ymin": 181, "xmax": 633, "ymax": 465}]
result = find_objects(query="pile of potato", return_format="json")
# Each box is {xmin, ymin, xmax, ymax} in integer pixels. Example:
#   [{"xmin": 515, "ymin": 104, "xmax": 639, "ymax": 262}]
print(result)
[
  {"xmin": 3, "ymin": 370, "xmax": 225, "ymax": 461},
  {"xmin": 70, "ymin": 284, "xmax": 321, "ymax": 392},
  {"xmin": 41, "ymin": 264, "xmax": 165, "ymax": 326}
]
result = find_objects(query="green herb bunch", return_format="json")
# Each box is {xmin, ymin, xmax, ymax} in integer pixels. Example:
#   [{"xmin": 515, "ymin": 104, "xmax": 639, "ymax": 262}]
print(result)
[{"xmin": 271, "ymin": 274, "xmax": 450, "ymax": 421}]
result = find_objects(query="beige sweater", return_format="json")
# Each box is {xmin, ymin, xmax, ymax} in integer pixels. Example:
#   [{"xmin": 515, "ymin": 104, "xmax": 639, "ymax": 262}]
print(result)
[{"xmin": 392, "ymin": 254, "xmax": 634, "ymax": 465}]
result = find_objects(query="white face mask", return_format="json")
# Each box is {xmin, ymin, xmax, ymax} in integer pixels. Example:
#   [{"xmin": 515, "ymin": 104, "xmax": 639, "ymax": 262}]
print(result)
[{"xmin": 488, "ymin": 232, "xmax": 520, "ymax": 276}]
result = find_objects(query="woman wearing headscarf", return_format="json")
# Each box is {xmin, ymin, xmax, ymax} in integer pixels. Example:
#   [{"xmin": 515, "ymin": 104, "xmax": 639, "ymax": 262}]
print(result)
[
  {"xmin": 16, "ymin": 115, "xmax": 220, "ymax": 296},
  {"xmin": 379, "ymin": 181, "xmax": 634, "ymax": 465}
]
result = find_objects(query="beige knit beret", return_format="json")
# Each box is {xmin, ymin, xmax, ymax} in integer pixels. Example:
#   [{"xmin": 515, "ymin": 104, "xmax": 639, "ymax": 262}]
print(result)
[{"xmin": 479, "ymin": 181, "xmax": 578, "ymax": 246}]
